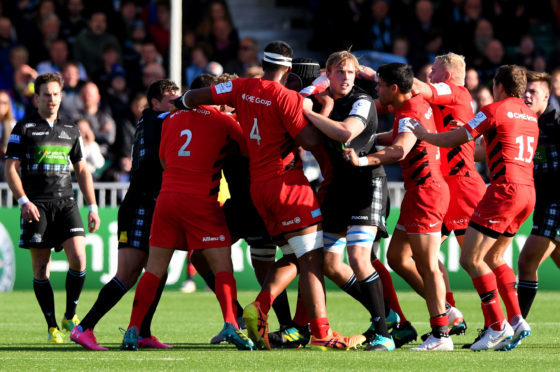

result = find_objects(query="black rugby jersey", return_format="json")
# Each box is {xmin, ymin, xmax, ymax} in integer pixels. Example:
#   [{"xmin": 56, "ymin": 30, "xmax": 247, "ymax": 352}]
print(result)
[
  {"xmin": 5, "ymin": 110, "xmax": 83, "ymax": 200},
  {"xmin": 534, "ymin": 104, "xmax": 560, "ymax": 202},
  {"xmin": 311, "ymin": 85, "xmax": 385, "ymax": 179},
  {"xmin": 129, "ymin": 108, "xmax": 169, "ymax": 196}
]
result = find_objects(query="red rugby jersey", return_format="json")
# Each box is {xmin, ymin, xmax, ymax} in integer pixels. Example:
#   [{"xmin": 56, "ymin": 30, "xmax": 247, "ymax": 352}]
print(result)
[
  {"xmin": 159, "ymin": 105, "xmax": 245, "ymax": 196},
  {"xmin": 211, "ymin": 78, "xmax": 308, "ymax": 182},
  {"xmin": 393, "ymin": 94, "xmax": 444, "ymax": 189},
  {"xmin": 465, "ymin": 97, "xmax": 539, "ymax": 185},
  {"xmin": 427, "ymin": 81, "xmax": 477, "ymax": 177}
]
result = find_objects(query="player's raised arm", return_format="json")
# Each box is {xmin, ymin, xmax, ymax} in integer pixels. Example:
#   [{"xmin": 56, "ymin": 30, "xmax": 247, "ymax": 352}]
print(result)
[{"xmin": 175, "ymin": 87, "xmax": 215, "ymax": 110}]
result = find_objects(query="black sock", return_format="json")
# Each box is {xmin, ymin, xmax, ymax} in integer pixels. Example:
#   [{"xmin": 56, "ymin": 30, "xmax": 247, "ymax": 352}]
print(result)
[
  {"xmin": 272, "ymin": 290, "xmax": 293, "ymax": 328},
  {"xmin": 430, "ymin": 313, "xmax": 449, "ymax": 337},
  {"xmin": 517, "ymin": 280, "xmax": 538, "ymax": 319},
  {"xmin": 140, "ymin": 273, "xmax": 167, "ymax": 338},
  {"xmin": 33, "ymin": 278, "xmax": 57, "ymax": 329},
  {"xmin": 201, "ymin": 271, "xmax": 216, "ymax": 292},
  {"xmin": 358, "ymin": 272, "xmax": 390, "ymax": 337},
  {"xmin": 65, "ymin": 269, "xmax": 86, "ymax": 319},
  {"xmin": 340, "ymin": 274, "xmax": 368, "ymax": 306},
  {"xmin": 80, "ymin": 277, "xmax": 128, "ymax": 330},
  {"xmin": 236, "ymin": 300, "xmax": 244, "ymax": 319}
]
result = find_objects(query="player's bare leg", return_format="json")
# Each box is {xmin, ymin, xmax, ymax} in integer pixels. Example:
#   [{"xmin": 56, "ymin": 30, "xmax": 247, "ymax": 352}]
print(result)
[{"xmin": 387, "ymin": 229, "xmax": 424, "ymax": 294}]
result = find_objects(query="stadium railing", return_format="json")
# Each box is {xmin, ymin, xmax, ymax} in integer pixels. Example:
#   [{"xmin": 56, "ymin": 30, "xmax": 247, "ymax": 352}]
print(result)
[{"xmin": 0, "ymin": 181, "xmax": 405, "ymax": 208}]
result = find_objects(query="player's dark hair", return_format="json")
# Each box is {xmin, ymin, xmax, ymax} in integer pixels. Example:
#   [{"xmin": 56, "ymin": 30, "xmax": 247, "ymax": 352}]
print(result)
[
  {"xmin": 526, "ymin": 70, "xmax": 551, "ymax": 93},
  {"xmin": 292, "ymin": 58, "xmax": 321, "ymax": 87},
  {"xmin": 215, "ymin": 73, "xmax": 239, "ymax": 84},
  {"xmin": 262, "ymin": 40, "xmax": 293, "ymax": 72},
  {"xmin": 494, "ymin": 65, "xmax": 526, "ymax": 98},
  {"xmin": 146, "ymin": 79, "xmax": 179, "ymax": 108},
  {"xmin": 190, "ymin": 73, "xmax": 216, "ymax": 89},
  {"xmin": 377, "ymin": 63, "xmax": 413, "ymax": 93},
  {"xmin": 35, "ymin": 72, "xmax": 64, "ymax": 94}
]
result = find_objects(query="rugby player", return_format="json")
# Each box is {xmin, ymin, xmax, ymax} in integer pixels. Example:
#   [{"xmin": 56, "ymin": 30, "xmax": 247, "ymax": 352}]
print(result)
[
  {"xmin": 413, "ymin": 65, "xmax": 538, "ymax": 351},
  {"xmin": 4, "ymin": 72, "xmax": 100, "ymax": 343}
]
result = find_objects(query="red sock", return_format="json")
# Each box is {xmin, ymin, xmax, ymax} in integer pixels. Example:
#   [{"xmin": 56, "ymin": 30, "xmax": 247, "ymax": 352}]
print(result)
[
  {"xmin": 430, "ymin": 314, "xmax": 449, "ymax": 327},
  {"xmin": 215, "ymin": 271, "xmax": 238, "ymax": 327},
  {"xmin": 372, "ymin": 259, "xmax": 407, "ymax": 323},
  {"xmin": 472, "ymin": 273, "xmax": 505, "ymax": 331},
  {"xmin": 292, "ymin": 291, "xmax": 309, "ymax": 327},
  {"xmin": 256, "ymin": 290, "xmax": 274, "ymax": 315},
  {"xmin": 128, "ymin": 272, "xmax": 160, "ymax": 329},
  {"xmin": 446, "ymin": 292, "xmax": 456, "ymax": 307},
  {"xmin": 493, "ymin": 264, "xmax": 521, "ymax": 322},
  {"xmin": 309, "ymin": 317, "xmax": 330, "ymax": 339},
  {"xmin": 187, "ymin": 262, "xmax": 197, "ymax": 276}
]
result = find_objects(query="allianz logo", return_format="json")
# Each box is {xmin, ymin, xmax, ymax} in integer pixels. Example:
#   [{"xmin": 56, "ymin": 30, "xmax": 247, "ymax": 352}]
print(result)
[
  {"xmin": 202, "ymin": 235, "xmax": 225, "ymax": 242},
  {"xmin": 282, "ymin": 216, "xmax": 301, "ymax": 226}
]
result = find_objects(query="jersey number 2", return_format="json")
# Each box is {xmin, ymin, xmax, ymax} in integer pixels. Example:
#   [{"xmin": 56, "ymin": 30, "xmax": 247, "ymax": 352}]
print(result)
[
  {"xmin": 250, "ymin": 118, "xmax": 261, "ymax": 145},
  {"xmin": 178, "ymin": 129, "xmax": 192, "ymax": 156},
  {"xmin": 514, "ymin": 135, "xmax": 535, "ymax": 163}
]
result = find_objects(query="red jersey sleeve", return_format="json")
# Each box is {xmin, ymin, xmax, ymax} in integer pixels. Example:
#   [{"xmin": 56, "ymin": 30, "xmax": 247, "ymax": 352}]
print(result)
[
  {"xmin": 211, "ymin": 79, "xmax": 237, "ymax": 107},
  {"xmin": 275, "ymin": 89, "xmax": 309, "ymax": 139},
  {"xmin": 427, "ymin": 82, "xmax": 456, "ymax": 105},
  {"xmin": 465, "ymin": 106, "xmax": 494, "ymax": 139}
]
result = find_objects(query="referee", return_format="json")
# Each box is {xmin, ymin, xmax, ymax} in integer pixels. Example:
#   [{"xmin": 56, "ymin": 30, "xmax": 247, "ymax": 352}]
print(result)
[{"xmin": 4, "ymin": 72, "xmax": 100, "ymax": 343}]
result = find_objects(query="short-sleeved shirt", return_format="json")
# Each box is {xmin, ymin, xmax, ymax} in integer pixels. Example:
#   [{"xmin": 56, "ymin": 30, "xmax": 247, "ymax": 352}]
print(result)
[
  {"xmin": 159, "ymin": 106, "xmax": 245, "ymax": 196},
  {"xmin": 211, "ymin": 78, "xmax": 308, "ymax": 182},
  {"xmin": 5, "ymin": 111, "xmax": 83, "ymax": 200},
  {"xmin": 311, "ymin": 85, "xmax": 385, "ymax": 180},
  {"xmin": 465, "ymin": 97, "xmax": 539, "ymax": 185},
  {"xmin": 392, "ymin": 94, "xmax": 443, "ymax": 189},
  {"xmin": 128, "ymin": 108, "xmax": 169, "ymax": 197},
  {"xmin": 427, "ymin": 81, "xmax": 478, "ymax": 177}
]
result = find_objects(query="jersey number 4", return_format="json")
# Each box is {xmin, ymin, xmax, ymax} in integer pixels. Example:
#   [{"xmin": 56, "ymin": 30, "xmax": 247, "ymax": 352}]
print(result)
[
  {"xmin": 250, "ymin": 118, "xmax": 261, "ymax": 145},
  {"xmin": 514, "ymin": 135, "xmax": 535, "ymax": 163},
  {"xmin": 178, "ymin": 129, "xmax": 193, "ymax": 156}
]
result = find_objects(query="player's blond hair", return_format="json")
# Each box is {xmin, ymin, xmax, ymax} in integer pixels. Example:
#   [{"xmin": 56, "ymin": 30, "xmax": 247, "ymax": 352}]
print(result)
[
  {"xmin": 326, "ymin": 51, "xmax": 359, "ymax": 72},
  {"xmin": 435, "ymin": 53, "xmax": 466, "ymax": 85}
]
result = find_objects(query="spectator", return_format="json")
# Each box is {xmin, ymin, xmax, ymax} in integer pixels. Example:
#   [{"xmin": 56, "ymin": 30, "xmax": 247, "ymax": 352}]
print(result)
[
  {"xmin": 148, "ymin": 0, "xmax": 170, "ymax": 55},
  {"xmin": 416, "ymin": 62, "xmax": 432, "ymax": 83},
  {"xmin": 59, "ymin": 0, "xmax": 88, "ymax": 46},
  {"xmin": 11, "ymin": 48, "xmax": 38, "ymax": 113},
  {"xmin": 474, "ymin": 84, "xmax": 493, "ymax": 109},
  {"xmin": 36, "ymin": 39, "xmax": 87, "ymax": 80},
  {"xmin": 142, "ymin": 62, "xmax": 165, "ymax": 92},
  {"xmin": 407, "ymin": 0, "xmax": 438, "ymax": 54},
  {"xmin": 196, "ymin": 0, "xmax": 236, "ymax": 42},
  {"xmin": 106, "ymin": 70, "xmax": 135, "ymax": 159},
  {"xmin": 362, "ymin": 0, "xmax": 401, "ymax": 53},
  {"xmin": 244, "ymin": 65, "xmax": 263, "ymax": 78},
  {"xmin": 73, "ymin": 12, "xmax": 120, "ymax": 75},
  {"xmin": 113, "ymin": 0, "xmax": 140, "ymax": 46},
  {"xmin": 91, "ymin": 44, "xmax": 124, "ymax": 95},
  {"xmin": 224, "ymin": 37, "xmax": 259, "ymax": 76},
  {"xmin": 77, "ymin": 81, "xmax": 116, "ymax": 156},
  {"xmin": 76, "ymin": 117, "xmax": 105, "ymax": 178},
  {"xmin": 478, "ymin": 39, "xmax": 505, "ymax": 85},
  {"xmin": 548, "ymin": 68, "xmax": 560, "ymax": 111},
  {"xmin": 392, "ymin": 37, "xmax": 409, "ymax": 60},
  {"xmin": 465, "ymin": 67, "xmax": 480, "ymax": 94},
  {"xmin": 208, "ymin": 18, "xmax": 239, "ymax": 66},
  {"xmin": 512, "ymin": 35, "xmax": 542, "ymax": 70},
  {"xmin": 15, "ymin": 0, "xmax": 57, "ymax": 66},
  {"xmin": 185, "ymin": 43, "xmax": 211, "ymax": 88},
  {"xmin": 0, "ymin": 89, "xmax": 15, "ymax": 179},
  {"xmin": 0, "ymin": 17, "xmax": 19, "ymax": 91},
  {"xmin": 59, "ymin": 61, "xmax": 84, "ymax": 120},
  {"xmin": 465, "ymin": 18, "xmax": 493, "ymax": 66}
]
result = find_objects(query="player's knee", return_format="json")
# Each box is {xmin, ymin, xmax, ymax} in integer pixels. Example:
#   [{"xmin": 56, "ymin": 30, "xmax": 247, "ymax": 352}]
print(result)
[{"xmin": 288, "ymin": 230, "xmax": 323, "ymax": 258}]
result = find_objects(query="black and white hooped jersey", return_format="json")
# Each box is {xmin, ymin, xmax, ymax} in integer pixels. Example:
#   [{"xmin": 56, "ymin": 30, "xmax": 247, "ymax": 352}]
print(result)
[{"xmin": 5, "ymin": 110, "xmax": 83, "ymax": 200}]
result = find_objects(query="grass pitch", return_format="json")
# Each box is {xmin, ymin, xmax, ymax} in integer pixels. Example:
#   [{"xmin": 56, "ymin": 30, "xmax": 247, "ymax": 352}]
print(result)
[{"xmin": 0, "ymin": 289, "xmax": 559, "ymax": 371}]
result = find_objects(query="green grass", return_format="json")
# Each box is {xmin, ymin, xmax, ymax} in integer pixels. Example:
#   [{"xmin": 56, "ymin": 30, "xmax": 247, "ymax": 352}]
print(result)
[{"xmin": 0, "ymin": 290, "xmax": 559, "ymax": 371}]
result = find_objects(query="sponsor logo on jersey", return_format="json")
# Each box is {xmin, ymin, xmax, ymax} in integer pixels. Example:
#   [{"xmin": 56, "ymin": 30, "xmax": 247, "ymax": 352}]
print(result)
[
  {"xmin": 351, "ymin": 215, "xmax": 368, "ymax": 220},
  {"xmin": 8, "ymin": 134, "xmax": 20, "ymax": 144},
  {"xmin": 35, "ymin": 145, "xmax": 71, "ymax": 164},
  {"xmin": 424, "ymin": 106, "xmax": 433, "ymax": 120},
  {"xmin": 241, "ymin": 93, "xmax": 272, "ymax": 106},
  {"xmin": 194, "ymin": 108, "xmax": 211, "ymax": 115},
  {"xmin": 32, "ymin": 131, "xmax": 49, "ymax": 136},
  {"xmin": 451, "ymin": 218, "xmax": 468, "ymax": 224},
  {"xmin": 59, "ymin": 130, "xmax": 71, "ymax": 140},
  {"xmin": 311, "ymin": 208, "xmax": 322, "ymax": 218},
  {"xmin": 215, "ymin": 81, "xmax": 233, "ymax": 94},
  {"xmin": 398, "ymin": 117, "xmax": 417, "ymax": 133},
  {"xmin": 282, "ymin": 217, "xmax": 301, "ymax": 226},
  {"xmin": 69, "ymin": 227, "xmax": 84, "ymax": 233},
  {"xmin": 431, "ymin": 82, "xmax": 452, "ymax": 96},
  {"xmin": 31, "ymin": 233, "xmax": 42, "ymax": 243},
  {"xmin": 468, "ymin": 111, "xmax": 487, "ymax": 129},
  {"xmin": 349, "ymin": 99, "xmax": 371, "ymax": 119},
  {"xmin": 119, "ymin": 231, "xmax": 128, "ymax": 243},
  {"xmin": 24, "ymin": 123, "xmax": 36, "ymax": 128},
  {"xmin": 202, "ymin": 236, "xmax": 222, "ymax": 242},
  {"xmin": 506, "ymin": 111, "xmax": 537, "ymax": 122}
]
